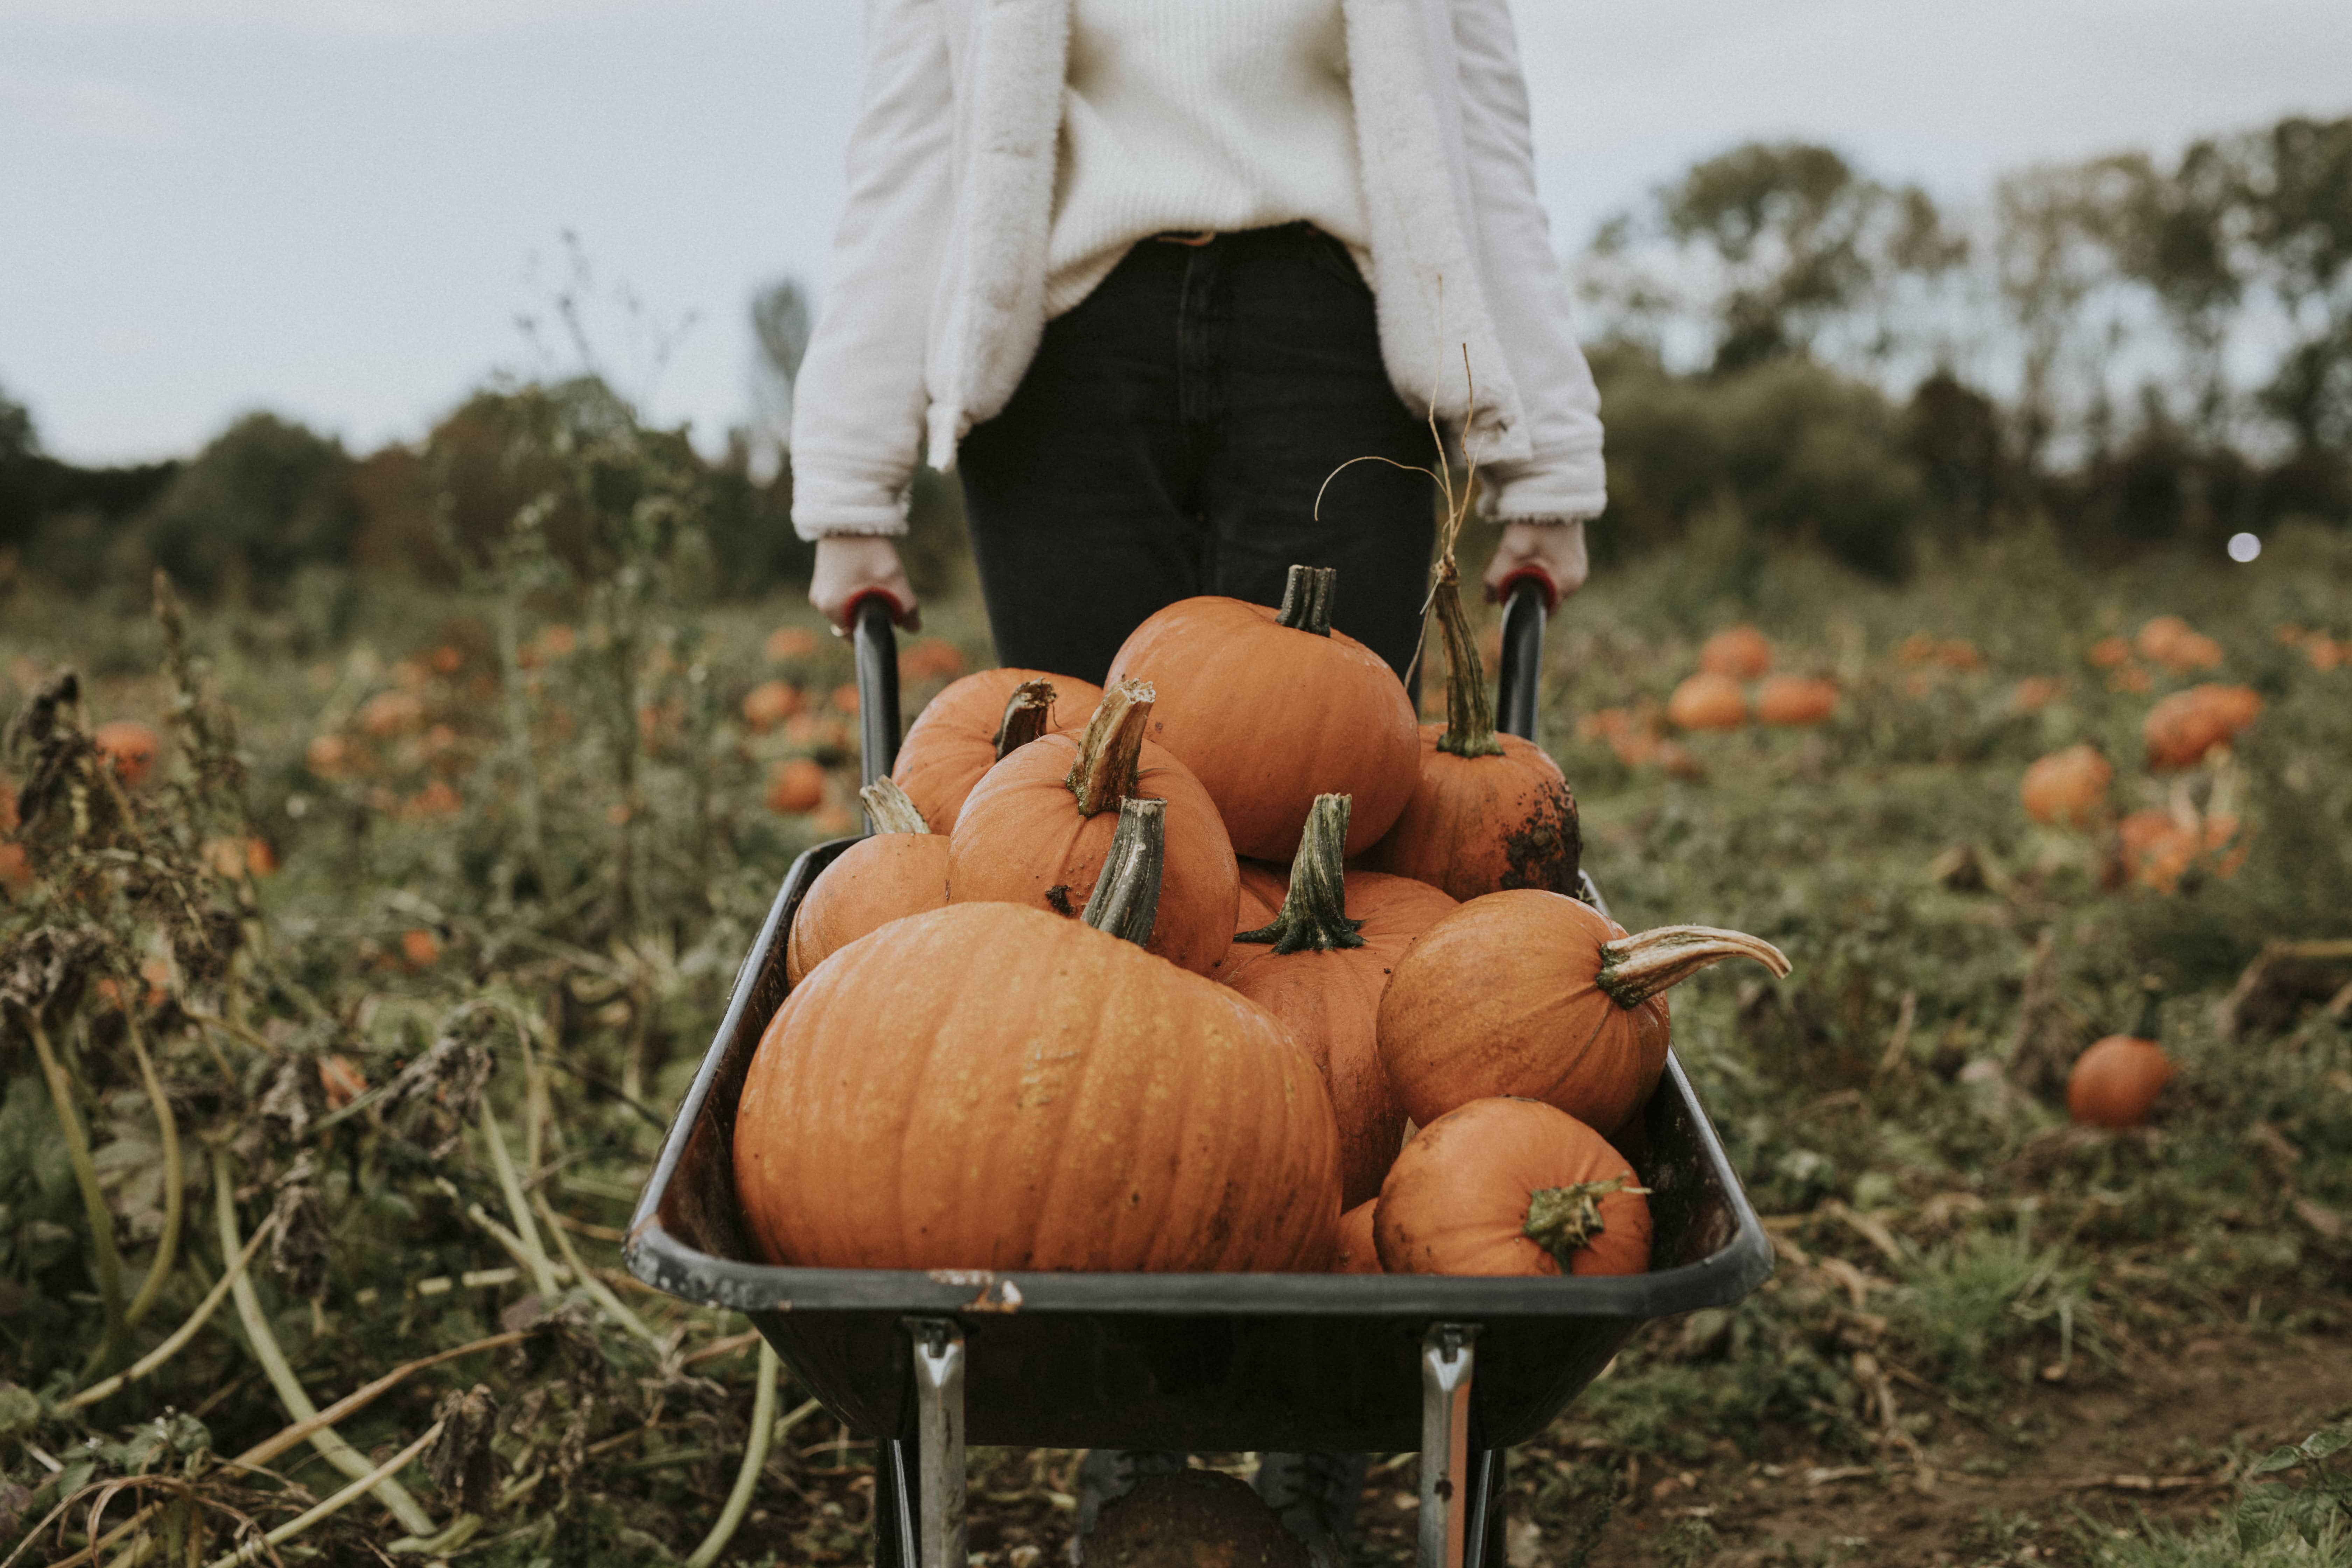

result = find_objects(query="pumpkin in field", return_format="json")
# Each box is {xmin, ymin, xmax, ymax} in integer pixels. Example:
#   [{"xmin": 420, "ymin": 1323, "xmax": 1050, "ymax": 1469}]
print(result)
[
  {"xmin": 1699, "ymin": 625, "xmax": 1772, "ymax": 679},
  {"xmin": 764, "ymin": 757, "xmax": 828, "ymax": 814},
  {"xmin": 1105, "ymin": 565, "xmax": 1420, "ymax": 861},
  {"xmin": 890, "ymin": 667, "xmax": 1103, "ymax": 835},
  {"xmin": 2144, "ymin": 684, "xmax": 2262, "ymax": 771},
  {"xmin": 2068, "ymin": 987, "xmax": 2172, "ymax": 1128},
  {"xmin": 2134, "ymin": 615, "xmax": 2191, "ymax": 665},
  {"xmin": 2020, "ymin": 743, "xmax": 2112, "ymax": 828},
  {"xmin": 2113, "ymin": 808, "xmax": 2244, "ymax": 893},
  {"xmin": 1666, "ymin": 673, "xmax": 1745, "ymax": 732},
  {"xmin": 1358, "ymin": 563, "xmax": 1580, "ymax": 900},
  {"xmin": 784, "ymin": 780, "xmax": 950, "ymax": 987},
  {"xmin": 1379, "ymin": 890, "xmax": 1790, "ymax": 1137},
  {"xmin": 741, "ymin": 679, "xmax": 803, "ymax": 732},
  {"xmin": 2087, "ymin": 636, "xmax": 2133, "ymax": 668},
  {"xmin": 0, "ymin": 842, "xmax": 29, "ymax": 896},
  {"xmin": 735, "ymin": 798, "xmax": 1342, "ymax": 1272},
  {"xmin": 763, "ymin": 624, "xmax": 819, "ymax": 661},
  {"xmin": 948, "ymin": 679, "xmax": 1238, "ymax": 975},
  {"xmin": 1334, "ymin": 1199, "xmax": 1381, "ymax": 1274},
  {"xmin": 1375, "ymin": 1098, "xmax": 1650, "ymax": 1277},
  {"xmin": 1223, "ymin": 795, "xmax": 1457, "ymax": 1208},
  {"xmin": 1755, "ymin": 674, "xmax": 1838, "ymax": 727},
  {"xmin": 93, "ymin": 720, "xmax": 163, "ymax": 787}
]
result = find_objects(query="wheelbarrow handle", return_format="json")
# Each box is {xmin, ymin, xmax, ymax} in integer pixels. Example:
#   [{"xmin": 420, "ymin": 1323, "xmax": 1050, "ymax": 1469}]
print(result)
[
  {"xmin": 1493, "ymin": 573, "xmax": 1549, "ymax": 743},
  {"xmin": 850, "ymin": 593, "xmax": 903, "ymax": 790}
]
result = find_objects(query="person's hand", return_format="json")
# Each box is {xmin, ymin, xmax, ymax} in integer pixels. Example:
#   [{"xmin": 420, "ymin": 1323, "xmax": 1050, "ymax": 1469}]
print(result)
[
  {"xmin": 1482, "ymin": 519, "xmax": 1589, "ymax": 607},
  {"xmin": 810, "ymin": 537, "xmax": 921, "ymax": 632}
]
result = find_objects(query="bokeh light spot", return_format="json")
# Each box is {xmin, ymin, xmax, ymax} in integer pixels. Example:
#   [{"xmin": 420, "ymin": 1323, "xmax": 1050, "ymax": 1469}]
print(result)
[{"xmin": 2227, "ymin": 532, "xmax": 2262, "ymax": 563}]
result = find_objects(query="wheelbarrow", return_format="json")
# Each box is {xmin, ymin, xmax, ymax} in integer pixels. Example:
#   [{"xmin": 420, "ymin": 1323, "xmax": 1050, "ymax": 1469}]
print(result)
[{"xmin": 626, "ymin": 578, "xmax": 1774, "ymax": 1568}]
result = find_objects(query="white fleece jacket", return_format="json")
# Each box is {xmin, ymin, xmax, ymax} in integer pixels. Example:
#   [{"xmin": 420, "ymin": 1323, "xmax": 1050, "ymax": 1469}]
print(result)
[{"xmin": 789, "ymin": 0, "xmax": 1606, "ymax": 540}]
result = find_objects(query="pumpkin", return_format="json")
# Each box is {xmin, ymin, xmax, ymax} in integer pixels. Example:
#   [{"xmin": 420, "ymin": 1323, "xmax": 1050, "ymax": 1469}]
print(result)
[
  {"xmin": 93, "ymin": 720, "xmax": 163, "ymax": 788},
  {"xmin": 1358, "ymin": 564, "xmax": 1580, "ymax": 900},
  {"xmin": 891, "ymin": 667, "xmax": 1103, "ymax": 834},
  {"xmin": 764, "ymin": 757, "xmax": 827, "ymax": 814},
  {"xmin": 1334, "ymin": 1199, "xmax": 1381, "ymax": 1274},
  {"xmin": 783, "ymin": 780, "xmax": 951, "ymax": 987},
  {"xmin": 2013, "ymin": 676, "xmax": 2065, "ymax": 713},
  {"xmin": 1666, "ymin": 673, "xmax": 1745, "ymax": 732},
  {"xmin": 1208, "ymin": 860, "xmax": 1293, "ymax": 981},
  {"xmin": 948, "ymin": 679, "xmax": 1238, "ymax": 976},
  {"xmin": 2087, "ymin": 636, "xmax": 2133, "ymax": 668},
  {"xmin": 2020, "ymin": 743, "xmax": 2112, "ymax": 828},
  {"xmin": 2113, "ymin": 808, "xmax": 2243, "ymax": 893},
  {"xmin": 1755, "ymin": 674, "xmax": 1838, "ymax": 727},
  {"xmin": 1699, "ymin": 625, "xmax": 1772, "ymax": 679},
  {"xmin": 0, "ymin": 842, "xmax": 29, "ymax": 896},
  {"xmin": 735, "ymin": 798, "xmax": 1342, "ymax": 1272},
  {"xmin": 741, "ymin": 679, "xmax": 803, "ymax": 732},
  {"xmin": 763, "ymin": 624, "xmax": 819, "ymax": 660},
  {"xmin": 2144, "ymin": 684, "xmax": 2262, "ymax": 771},
  {"xmin": 1374, "ymin": 1098, "xmax": 1650, "ymax": 1277},
  {"xmin": 1223, "ymin": 794, "xmax": 1457, "ymax": 1207},
  {"xmin": 1105, "ymin": 565, "xmax": 1420, "ymax": 861},
  {"xmin": 2067, "ymin": 987, "xmax": 2172, "ymax": 1128},
  {"xmin": 1378, "ymin": 890, "xmax": 1790, "ymax": 1136},
  {"xmin": 2135, "ymin": 615, "xmax": 2191, "ymax": 665}
]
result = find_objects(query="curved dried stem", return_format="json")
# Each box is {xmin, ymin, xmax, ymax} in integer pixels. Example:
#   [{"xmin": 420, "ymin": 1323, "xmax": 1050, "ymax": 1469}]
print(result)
[
  {"xmin": 26, "ymin": 1009, "xmax": 130, "ymax": 1371},
  {"xmin": 120, "ymin": 1004, "xmax": 182, "ymax": 1329},
  {"xmin": 64, "ymin": 1211, "xmax": 279, "ymax": 1410},
  {"xmin": 858, "ymin": 777, "xmax": 930, "ymax": 836},
  {"xmin": 684, "ymin": 1340, "xmax": 780, "ymax": 1568},
  {"xmin": 1430, "ymin": 564, "xmax": 1503, "ymax": 759},
  {"xmin": 1064, "ymin": 679, "xmax": 1154, "ymax": 818},
  {"xmin": 993, "ymin": 679, "xmax": 1056, "ymax": 760},
  {"xmin": 1236, "ymin": 794, "xmax": 1365, "ymax": 955},
  {"xmin": 1595, "ymin": 925, "xmax": 1792, "ymax": 1009},
  {"xmin": 1080, "ymin": 798, "xmax": 1166, "ymax": 948},
  {"xmin": 201, "ymin": 1419, "xmax": 446, "ymax": 1568}
]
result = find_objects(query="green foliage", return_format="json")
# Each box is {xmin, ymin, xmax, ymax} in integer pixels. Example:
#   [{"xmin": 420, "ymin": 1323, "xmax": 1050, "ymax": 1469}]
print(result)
[
  {"xmin": 1891, "ymin": 1227, "xmax": 2098, "ymax": 1394},
  {"xmin": 2075, "ymin": 1423, "xmax": 2352, "ymax": 1566},
  {"xmin": 135, "ymin": 412, "xmax": 359, "ymax": 603}
]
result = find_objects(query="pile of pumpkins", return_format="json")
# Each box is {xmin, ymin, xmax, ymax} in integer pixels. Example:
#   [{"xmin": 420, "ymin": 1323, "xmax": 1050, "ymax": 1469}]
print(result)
[{"xmin": 733, "ymin": 565, "xmax": 1788, "ymax": 1280}]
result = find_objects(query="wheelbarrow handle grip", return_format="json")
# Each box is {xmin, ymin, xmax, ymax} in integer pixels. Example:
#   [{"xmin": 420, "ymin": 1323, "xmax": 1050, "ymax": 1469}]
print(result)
[
  {"xmin": 851, "ymin": 595, "xmax": 903, "ymax": 789},
  {"xmin": 1493, "ymin": 575, "xmax": 1549, "ymax": 743}
]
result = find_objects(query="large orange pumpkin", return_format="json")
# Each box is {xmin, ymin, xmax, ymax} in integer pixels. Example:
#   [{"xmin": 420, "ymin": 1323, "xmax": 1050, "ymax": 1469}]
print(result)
[
  {"xmin": 1378, "ymin": 890, "xmax": 1789, "ymax": 1136},
  {"xmin": 783, "ymin": 780, "xmax": 951, "ymax": 986},
  {"xmin": 735, "ymin": 799, "xmax": 1341, "ymax": 1272},
  {"xmin": 1334, "ymin": 1199, "xmax": 1381, "ymax": 1274},
  {"xmin": 2020, "ymin": 743, "xmax": 2112, "ymax": 828},
  {"xmin": 1666, "ymin": 673, "xmax": 1745, "ymax": 731},
  {"xmin": 2144, "ymin": 684, "xmax": 2262, "ymax": 771},
  {"xmin": 1374, "ymin": 1098, "xmax": 1650, "ymax": 1277},
  {"xmin": 93, "ymin": 720, "xmax": 163, "ymax": 788},
  {"xmin": 1358, "ymin": 566, "xmax": 1580, "ymax": 900},
  {"xmin": 1223, "ymin": 795, "xmax": 1457, "ymax": 1208},
  {"xmin": 1699, "ymin": 625, "xmax": 1772, "ymax": 679},
  {"xmin": 1105, "ymin": 565, "xmax": 1420, "ymax": 861},
  {"xmin": 947, "ymin": 679, "xmax": 1238, "ymax": 976},
  {"xmin": 890, "ymin": 667, "xmax": 1103, "ymax": 834}
]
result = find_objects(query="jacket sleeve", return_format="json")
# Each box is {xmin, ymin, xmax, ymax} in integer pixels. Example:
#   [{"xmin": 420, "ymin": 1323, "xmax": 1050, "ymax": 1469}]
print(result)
[
  {"xmin": 788, "ymin": 0, "xmax": 956, "ymax": 539},
  {"xmin": 1448, "ymin": 0, "xmax": 1607, "ymax": 524}
]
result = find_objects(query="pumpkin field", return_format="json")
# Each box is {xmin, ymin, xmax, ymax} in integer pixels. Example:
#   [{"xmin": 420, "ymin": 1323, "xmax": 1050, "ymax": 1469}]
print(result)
[{"xmin": 4, "ymin": 505, "xmax": 2351, "ymax": 1568}]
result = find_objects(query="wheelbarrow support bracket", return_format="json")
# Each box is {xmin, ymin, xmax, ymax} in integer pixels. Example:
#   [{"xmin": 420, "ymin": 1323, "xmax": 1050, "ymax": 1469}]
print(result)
[
  {"xmin": 906, "ymin": 1316, "xmax": 966, "ymax": 1568},
  {"xmin": 1420, "ymin": 1322, "xmax": 1480, "ymax": 1568}
]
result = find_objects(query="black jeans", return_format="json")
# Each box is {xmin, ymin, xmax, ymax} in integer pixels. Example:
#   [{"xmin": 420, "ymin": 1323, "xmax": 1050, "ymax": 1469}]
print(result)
[{"xmin": 959, "ymin": 223, "xmax": 1436, "ymax": 686}]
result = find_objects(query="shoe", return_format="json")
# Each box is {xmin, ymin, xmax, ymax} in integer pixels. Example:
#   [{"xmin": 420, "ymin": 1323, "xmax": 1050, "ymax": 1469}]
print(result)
[
  {"xmin": 1252, "ymin": 1451, "xmax": 1369, "ymax": 1566},
  {"xmin": 1065, "ymin": 1449, "xmax": 1189, "ymax": 1564}
]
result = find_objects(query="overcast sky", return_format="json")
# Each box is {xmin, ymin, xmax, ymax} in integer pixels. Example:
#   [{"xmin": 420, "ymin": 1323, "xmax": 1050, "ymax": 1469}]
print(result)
[{"xmin": 4, "ymin": 0, "xmax": 2348, "ymax": 465}]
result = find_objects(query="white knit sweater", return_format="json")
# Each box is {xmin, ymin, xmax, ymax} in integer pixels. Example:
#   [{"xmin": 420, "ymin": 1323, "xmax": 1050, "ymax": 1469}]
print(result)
[{"xmin": 1045, "ymin": 0, "xmax": 1370, "ymax": 318}]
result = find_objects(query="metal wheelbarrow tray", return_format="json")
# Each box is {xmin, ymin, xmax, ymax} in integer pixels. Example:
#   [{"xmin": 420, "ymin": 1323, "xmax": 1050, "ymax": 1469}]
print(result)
[{"xmin": 627, "ymin": 584, "xmax": 1774, "ymax": 1567}]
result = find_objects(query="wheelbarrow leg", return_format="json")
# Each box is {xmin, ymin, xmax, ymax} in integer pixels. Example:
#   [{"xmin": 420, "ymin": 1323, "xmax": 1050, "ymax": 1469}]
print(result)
[
  {"xmin": 896, "ymin": 1318, "xmax": 966, "ymax": 1568},
  {"xmin": 1419, "ymin": 1323, "xmax": 1480, "ymax": 1568}
]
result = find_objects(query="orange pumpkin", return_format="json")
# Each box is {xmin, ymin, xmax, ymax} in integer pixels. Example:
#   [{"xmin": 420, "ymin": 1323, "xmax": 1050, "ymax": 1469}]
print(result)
[
  {"xmin": 1105, "ymin": 565, "xmax": 1420, "ymax": 861},
  {"xmin": 93, "ymin": 720, "xmax": 163, "ymax": 788},
  {"xmin": 2087, "ymin": 636, "xmax": 2133, "ymax": 668},
  {"xmin": 2013, "ymin": 676, "xmax": 2065, "ymax": 713},
  {"xmin": 1208, "ymin": 860, "xmax": 1293, "ymax": 982},
  {"xmin": 948, "ymin": 679, "xmax": 1238, "ymax": 976},
  {"xmin": 1666, "ymin": 673, "xmax": 1745, "ymax": 731},
  {"xmin": 2113, "ymin": 808, "xmax": 2243, "ymax": 893},
  {"xmin": 2135, "ymin": 615, "xmax": 2191, "ymax": 664},
  {"xmin": 2020, "ymin": 744, "xmax": 2112, "ymax": 828},
  {"xmin": 764, "ymin": 757, "xmax": 828, "ymax": 814},
  {"xmin": 1699, "ymin": 625, "xmax": 1772, "ymax": 679},
  {"xmin": 1374, "ymin": 1098, "xmax": 1650, "ymax": 1277},
  {"xmin": 0, "ymin": 842, "xmax": 29, "ymax": 896},
  {"xmin": 1358, "ymin": 566, "xmax": 1579, "ymax": 900},
  {"xmin": 1755, "ymin": 674, "xmax": 1837, "ymax": 727},
  {"xmin": 2144, "ymin": 684, "xmax": 2262, "ymax": 771},
  {"xmin": 763, "ymin": 624, "xmax": 819, "ymax": 661},
  {"xmin": 741, "ymin": 679, "xmax": 804, "ymax": 732},
  {"xmin": 1223, "ymin": 795, "xmax": 1457, "ymax": 1208},
  {"xmin": 735, "ymin": 799, "xmax": 1342, "ymax": 1272},
  {"xmin": 1334, "ymin": 1199, "xmax": 1381, "ymax": 1274},
  {"xmin": 2068, "ymin": 988, "xmax": 2172, "ymax": 1128},
  {"xmin": 1379, "ymin": 890, "xmax": 1789, "ymax": 1137},
  {"xmin": 784, "ymin": 780, "xmax": 951, "ymax": 987},
  {"xmin": 890, "ymin": 667, "xmax": 1103, "ymax": 835}
]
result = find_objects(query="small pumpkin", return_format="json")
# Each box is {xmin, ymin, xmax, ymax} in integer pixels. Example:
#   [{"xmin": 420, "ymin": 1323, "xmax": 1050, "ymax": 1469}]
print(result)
[
  {"xmin": 765, "ymin": 757, "xmax": 828, "ymax": 814},
  {"xmin": 1106, "ymin": 565, "xmax": 1420, "ymax": 861},
  {"xmin": 2020, "ymin": 743, "xmax": 2111, "ymax": 828},
  {"xmin": 1666, "ymin": 673, "xmax": 1745, "ymax": 732},
  {"xmin": 741, "ymin": 679, "xmax": 803, "ymax": 732},
  {"xmin": 1755, "ymin": 674, "xmax": 1837, "ymax": 727},
  {"xmin": 1224, "ymin": 794, "xmax": 1457, "ymax": 1207},
  {"xmin": 1378, "ymin": 890, "xmax": 1789, "ymax": 1136},
  {"xmin": 948, "ymin": 679, "xmax": 1238, "ymax": 976},
  {"xmin": 735, "ymin": 798, "xmax": 1342, "ymax": 1272},
  {"xmin": 1374, "ymin": 1097, "xmax": 1650, "ymax": 1277},
  {"xmin": 1358, "ymin": 564, "xmax": 1580, "ymax": 900},
  {"xmin": 2067, "ymin": 986, "xmax": 2173, "ymax": 1128},
  {"xmin": 2134, "ymin": 615, "xmax": 2192, "ymax": 665},
  {"xmin": 1698, "ymin": 625, "xmax": 1772, "ymax": 679},
  {"xmin": 1334, "ymin": 1199, "xmax": 1381, "ymax": 1274},
  {"xmin": 93, "ymin": 720, "xmax": 163, "ymax": 788},
  {"xmin": 783, "ymin": 780, "xmax": 951, "ymax": 987},
  {"xmin": 2144, "ymin": 684, "xmax": 2262, "ymax": 771},
  {"xmin": 891, "ymin": 667, "xmax": 1103, "ymax": 834}
]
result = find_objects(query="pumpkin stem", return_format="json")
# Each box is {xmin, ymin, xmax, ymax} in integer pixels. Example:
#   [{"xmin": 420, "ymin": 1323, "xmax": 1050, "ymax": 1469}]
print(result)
[
  {"xmin": 858, "ymin": 777, "xmax": 930, "ymax": 836},
  {"xmin": 1064, "ymin": 678, "xmax": 1155, "ymax": 818},
  {"xmin": 1236, "ymin": 793, "xmax": 1366, "ymax": 954},
  {"xmin": 1081, "ymin": 797, "xmax": 1164, "ymax": 948},
  {"xmin": 1523, "ymin": 1176, "xmax": 1650, "ymax": 1271},
  {"xmin": 1274, "ymin": 565, "xmax": 1338, "ymax": 637},
  {"xmin": 1431, "ymin": 561, "xmax": 1504, "ymax": 759},
  {"xmin": 1595, "ymin": 924, "xmax": 1792, "ymax": 1008},
  {"xmin": 994, "ymin": 679, "xmax": 1056, "ymax": 760}
]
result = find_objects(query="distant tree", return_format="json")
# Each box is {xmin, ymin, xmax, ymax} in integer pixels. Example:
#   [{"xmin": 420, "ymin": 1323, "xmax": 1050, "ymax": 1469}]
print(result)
[
  {"xmin": 0, "ymin": 382, "xmax": 39, "ymax": 551},
  {"xmin": 748, "ymin": 278, "xmax": 813, "ymax": 477},
  {"xmin": 2234, "ymin": 115, "xmax": 2352, "ymax": 497},
  {"xmin": 136, "ymin": 413, "xmax": 358, "ymax": 601}
]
